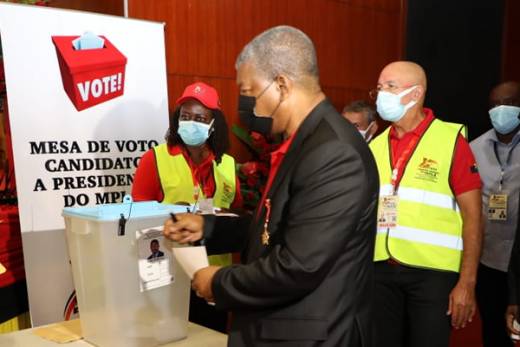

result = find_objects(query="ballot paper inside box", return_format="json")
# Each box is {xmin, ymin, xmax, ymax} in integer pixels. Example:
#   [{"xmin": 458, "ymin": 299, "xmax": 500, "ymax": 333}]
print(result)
[{"xmin": 52, "ymin": 35, "xmax": 127, "ymax": 111}]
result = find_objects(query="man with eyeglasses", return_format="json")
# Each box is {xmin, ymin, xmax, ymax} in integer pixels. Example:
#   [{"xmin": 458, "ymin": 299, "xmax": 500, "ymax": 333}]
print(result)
[
  {"xmin": 369, "ymin": 61, "xmax": 482, "ymax": 347},
  {"xmin": 471, "ymin": 81, "xmax": 520, "ymax": 347}
]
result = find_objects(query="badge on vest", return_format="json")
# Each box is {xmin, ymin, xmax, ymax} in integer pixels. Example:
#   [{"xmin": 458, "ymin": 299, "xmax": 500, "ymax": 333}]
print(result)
[
  {"xmin": 488, "ymin": 193, "xmax": 507, "ymax": 221},
  {"xmin": 414, "ymin": 157, "xmax": 440, "ymax": 183},
  {"xmin": 378, "ymin": 195, "xmax": 399, "ymax": 229},
  {"xmin": 222, "ymin": 182, "xmax": 235, "ymax": 205}
]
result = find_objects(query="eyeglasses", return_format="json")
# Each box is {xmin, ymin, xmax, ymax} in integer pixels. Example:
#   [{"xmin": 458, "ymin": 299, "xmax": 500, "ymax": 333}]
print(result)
[{"xmin": 369, "ymin": 84, "xmax": 414, "ymax": 100}]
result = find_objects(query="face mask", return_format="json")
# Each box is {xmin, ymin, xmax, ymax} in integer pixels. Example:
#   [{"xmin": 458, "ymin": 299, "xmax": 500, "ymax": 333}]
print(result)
[
  {"xmin": 238, "ymin": 81, "xmax": 281, "ymax": 136},
  {"xmin": 238, "ymin": 95, "xmax": 273, "ymax": 136},
  {"xmin": 177, "ymin": 119, "xmax": 214, "ymax": 146},
  {"xmin": 358, "ymin": 121, "xmax": 375, "ymax": 142},
  {"xmin": 376, "ymin": 85, "xmax": 418, "ymax": 122},
  {"xmin": 489, "ymin": 105, "xmax": 520, "ymax": 135}
]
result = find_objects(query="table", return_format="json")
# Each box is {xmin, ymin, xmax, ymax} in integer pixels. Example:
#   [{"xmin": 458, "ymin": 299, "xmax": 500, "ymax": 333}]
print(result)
[{"xmin": 0, "ymin": 322, "xmax": 228, "ymax": 347}]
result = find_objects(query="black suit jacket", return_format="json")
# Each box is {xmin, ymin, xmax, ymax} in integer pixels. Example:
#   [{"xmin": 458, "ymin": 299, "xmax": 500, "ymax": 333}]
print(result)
[
  {"xmin": 147, "ymin": 250, "xmax": 164, "ymax": 260},
  {"xmin": 203, "ymin": 99, "xmax": 379, "ymax": 346}
]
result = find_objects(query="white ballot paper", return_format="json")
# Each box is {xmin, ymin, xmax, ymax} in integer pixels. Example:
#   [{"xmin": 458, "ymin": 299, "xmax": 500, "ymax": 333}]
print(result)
[{"xmin": 172, "ymin": 246, "xmax": 209, "ymax": 279}]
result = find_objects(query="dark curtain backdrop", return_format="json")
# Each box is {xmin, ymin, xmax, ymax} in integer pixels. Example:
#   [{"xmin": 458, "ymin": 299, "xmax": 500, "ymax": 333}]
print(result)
[{"xmin": 406, "ymin": 0, "xmax": 505, "ymax": 140}]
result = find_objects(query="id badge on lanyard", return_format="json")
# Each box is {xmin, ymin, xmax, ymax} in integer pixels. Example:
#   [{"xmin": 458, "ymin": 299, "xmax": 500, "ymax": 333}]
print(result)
[
  {"xmin": 488, "ymin": 192, "xmax": 507, "ymax": 221},
  {"xmin": 192, "ymin": 177, "xmax": 215, "ymax": 214},
  {"xmin": 377, "ymin": 135, "xmax": 421, "ymax": 229},
  {"xmin": 488, "ymin": 142, "xmax": 516, "ymax": 221},
  {"xmin": 378, "ymin": 195, "xmax": 399, "ymax": 228}
]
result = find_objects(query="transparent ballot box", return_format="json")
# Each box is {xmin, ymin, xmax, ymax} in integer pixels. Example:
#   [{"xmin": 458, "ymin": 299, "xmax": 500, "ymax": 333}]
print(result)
[{"xmin": 62, "ymin": 199, "xmax": 190, "ymax": 347}]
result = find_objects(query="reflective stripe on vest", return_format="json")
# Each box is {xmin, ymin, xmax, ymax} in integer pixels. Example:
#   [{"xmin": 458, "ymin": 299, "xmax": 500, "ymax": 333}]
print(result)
[
  {"xmin": 154, "ymin": 144, "xmax": 237, "ymax": 267},
  {"xmin": 376, "ymin": 226, "xmax": 463, "ymax": 250},
  {"xmin": 370, "ymin": 118, "xmax": 465, "ymax": 272},
  {"xmin": 379, "ymin": 184, "xmax": 460, "ymax": 213}
]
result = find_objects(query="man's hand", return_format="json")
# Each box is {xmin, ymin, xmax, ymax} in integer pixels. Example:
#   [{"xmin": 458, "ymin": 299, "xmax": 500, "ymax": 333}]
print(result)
[
  {"xmin": 449, "ymin": 189, "xmax": 481, "ymax": 330},
  {"xmin": 447, "ymin": 280, "xmax": 476, "ymax": 329},
  {"xmin": 506, "ymin": 304, "xmax": 520, "ymax": 337},
  {"xmin": 192, "ymin": 266, "xmax": 221, "ymax": 303},
  {"xmin": 163, "ymin": 213, "xmax": 204, "ymax": 244}
]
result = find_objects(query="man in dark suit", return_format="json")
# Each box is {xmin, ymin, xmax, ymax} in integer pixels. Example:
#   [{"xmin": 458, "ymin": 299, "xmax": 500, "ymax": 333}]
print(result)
[{"xmin": 164, "ymin": 25, "xmax": 378, "ymax": 346}]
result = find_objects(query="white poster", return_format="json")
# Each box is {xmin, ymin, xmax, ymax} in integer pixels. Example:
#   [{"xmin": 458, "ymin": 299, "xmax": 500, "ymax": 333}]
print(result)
[{"xmin": 0, "ymin": 3, "xmax": 169, "ymax": 325}]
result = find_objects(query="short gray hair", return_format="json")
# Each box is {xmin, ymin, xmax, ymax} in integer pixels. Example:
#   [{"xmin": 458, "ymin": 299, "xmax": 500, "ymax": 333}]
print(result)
[
  {"xmin": 342, "ymin": 100, "xmax": 377, "ymax": 123},
  {"xmin": 235, "ymin": 25, "xmax": 319, "ymax": 84}
]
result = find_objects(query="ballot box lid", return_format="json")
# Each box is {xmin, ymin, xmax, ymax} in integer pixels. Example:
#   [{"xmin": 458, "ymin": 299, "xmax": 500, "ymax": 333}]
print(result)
[{"xmin": 62, "ymin": 199, "xmax": 189, "ymax": 222}]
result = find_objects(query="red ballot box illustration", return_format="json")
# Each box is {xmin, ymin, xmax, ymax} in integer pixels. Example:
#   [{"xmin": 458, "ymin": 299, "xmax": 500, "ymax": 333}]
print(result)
[{"xmin": 52, "ymin": 35, "xmax": 127, "ymax": 111}]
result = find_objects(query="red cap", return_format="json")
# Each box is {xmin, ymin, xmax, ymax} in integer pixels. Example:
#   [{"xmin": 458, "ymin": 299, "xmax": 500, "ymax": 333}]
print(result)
[{"xmin": 175, "ymin": 82, "xmax": 221, "ymax": 110}]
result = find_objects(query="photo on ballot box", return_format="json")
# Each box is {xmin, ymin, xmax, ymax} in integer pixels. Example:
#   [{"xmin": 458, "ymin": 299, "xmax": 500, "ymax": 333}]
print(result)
[{"xmin": 136, "ymin": 226, "xmax": 175, "ymax": 293}]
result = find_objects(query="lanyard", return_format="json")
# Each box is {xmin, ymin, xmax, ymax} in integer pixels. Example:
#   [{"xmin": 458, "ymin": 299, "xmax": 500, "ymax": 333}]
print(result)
[
  {"xmin": 493, "ymin": 140, "xmax": 519, "ymax": 192},
  {"xmin": 390, "ymin": 134, "xmax": 421, "ymax": 194},
  {"xmin": 191, "ymin": 164, "xmax": 214, "ymax": 199},
  {"xmin": 194, "ymin": 178, "xmax": 211, "ymax": 198}
]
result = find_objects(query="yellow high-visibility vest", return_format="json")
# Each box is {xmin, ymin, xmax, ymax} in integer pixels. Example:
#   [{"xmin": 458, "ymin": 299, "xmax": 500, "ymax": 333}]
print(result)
[
  {"xmin": 154, "ymin": 144, "xmax": 237, "ymax": 266},
  {"xmin": 370, "ymin": 119, "xmax": 466, "ymax": 272}
]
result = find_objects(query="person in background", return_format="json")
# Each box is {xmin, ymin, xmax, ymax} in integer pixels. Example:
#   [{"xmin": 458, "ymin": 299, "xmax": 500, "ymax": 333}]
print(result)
[
  {"xmin": 132, "ymin": 81, "xmax": 242, "ymax": 333},
  {"xmin": 369, "ymin": 61, "xmax": 482, "ymax": 347},
  {"xmin": 342, "ymin": 100, "xmax": 378, "ymax": 142},
  {"xmin": 473, "ymin": 82, "xmax": 520, "ymax": 344}
]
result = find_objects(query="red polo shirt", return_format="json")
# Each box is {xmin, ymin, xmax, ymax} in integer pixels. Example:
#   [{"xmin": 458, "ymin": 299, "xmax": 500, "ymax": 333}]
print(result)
[
  {"xmin": 131, "ymin": 145, "xmax": 242, "ymax": 208},
  {"xmin": 389, "ymin": 108, "xmax": 481, "ymax": 196}
]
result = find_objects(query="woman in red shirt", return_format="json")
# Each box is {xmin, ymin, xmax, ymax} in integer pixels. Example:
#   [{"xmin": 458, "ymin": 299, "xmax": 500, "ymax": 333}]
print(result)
[
  {"xmin": 132, "ymin": 82, "xmax": 241, "ymax": 333},
  {"xmin": 132, "ymin": 82, "xmax": 242, "ymax": 208}
]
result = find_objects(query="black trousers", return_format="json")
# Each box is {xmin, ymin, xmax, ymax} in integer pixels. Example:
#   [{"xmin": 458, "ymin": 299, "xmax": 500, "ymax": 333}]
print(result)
[
  {"xmin": 374, "ymin": 262, "xmax": 458, "ymax": 347},
  {"xmin": 189, "ymin": 289, "xmax": 228, "ymax": 333},
  {"xmin": 476, "ymin": 263, "xmax": 513, "ymax": 347}
]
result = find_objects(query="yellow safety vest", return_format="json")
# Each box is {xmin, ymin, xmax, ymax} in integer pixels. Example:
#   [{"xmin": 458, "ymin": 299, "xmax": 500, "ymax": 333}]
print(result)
[
  {"xmin": 369, "ymin": 119, "xmax": 465, "ymax": 272},
  {"xmin": 154, "ymin": 144, "xmax": 237, "ymax": 266}
]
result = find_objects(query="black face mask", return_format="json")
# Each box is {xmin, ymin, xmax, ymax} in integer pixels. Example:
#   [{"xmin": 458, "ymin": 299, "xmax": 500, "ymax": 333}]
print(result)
[{"xmin": 238, "ymin": 94, "xmax": 273, "ymax": 136}]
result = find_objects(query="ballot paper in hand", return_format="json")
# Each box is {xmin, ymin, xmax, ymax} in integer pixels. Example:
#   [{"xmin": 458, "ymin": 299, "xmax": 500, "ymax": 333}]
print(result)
[{"xmin": 172, "ymin": 246, "xmax": 209, "ymax": 279}]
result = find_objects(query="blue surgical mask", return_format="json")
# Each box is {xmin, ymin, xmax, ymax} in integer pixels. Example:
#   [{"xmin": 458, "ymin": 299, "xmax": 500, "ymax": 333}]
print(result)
[
  {"xmin": 376, "ymin": 85, "xmax": 417, "ymax": 122},
  {"xmin": 489, "ymin": 105, "xmax": 520, "ymax": 135},
  {"xmin": 177, "ymin": 119, "xmax": 214, "ymax": 146}
]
